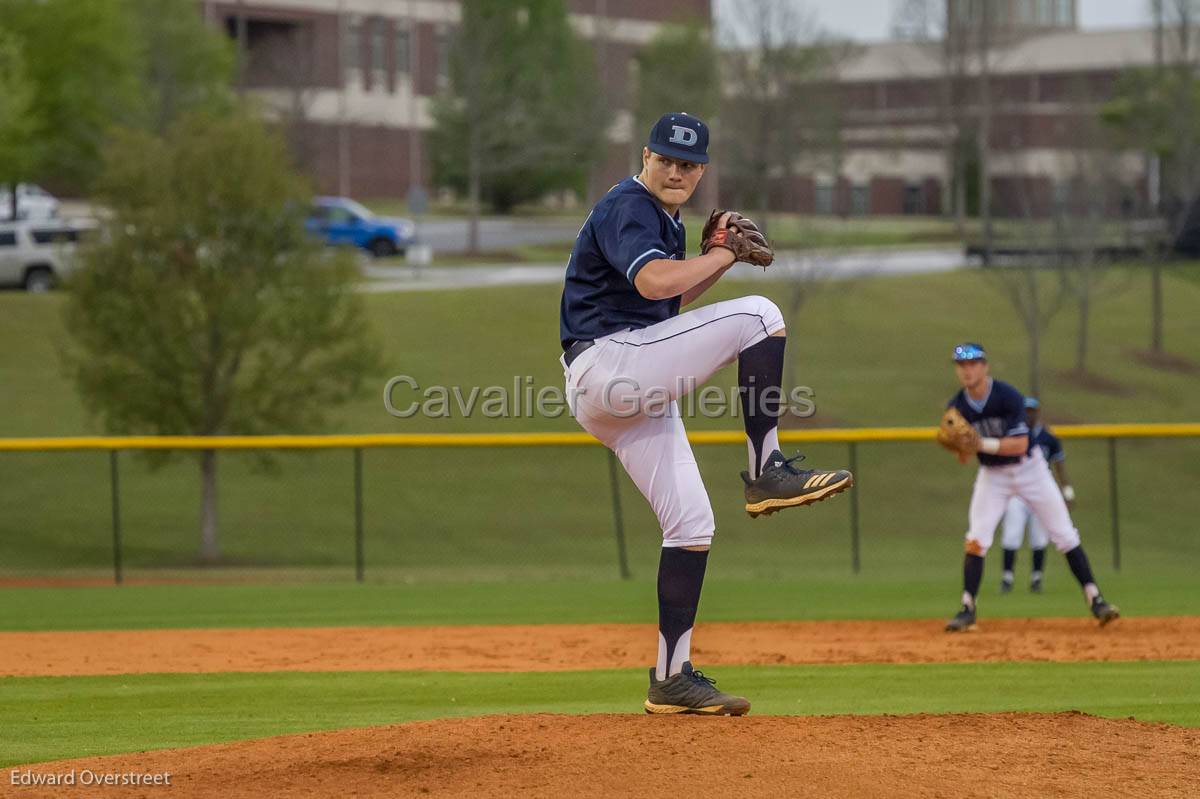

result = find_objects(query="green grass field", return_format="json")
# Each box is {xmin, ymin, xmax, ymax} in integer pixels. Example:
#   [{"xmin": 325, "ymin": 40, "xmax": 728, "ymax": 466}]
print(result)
[{"xmin": 1, "ymin": 262, "xmax": 1198, "ymax": 769}]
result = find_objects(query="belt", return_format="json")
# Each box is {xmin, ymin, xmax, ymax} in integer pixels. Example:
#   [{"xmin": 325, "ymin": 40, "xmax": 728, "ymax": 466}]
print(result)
[{"xmin": 563, "ymin": 339, "xmax": 595, "ymax": 368}]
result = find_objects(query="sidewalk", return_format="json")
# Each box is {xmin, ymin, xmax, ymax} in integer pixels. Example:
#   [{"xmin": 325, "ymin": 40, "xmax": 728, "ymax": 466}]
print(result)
[{"xmin": 358, "ymin": 247, "xmax": 973, "ymax": 293}]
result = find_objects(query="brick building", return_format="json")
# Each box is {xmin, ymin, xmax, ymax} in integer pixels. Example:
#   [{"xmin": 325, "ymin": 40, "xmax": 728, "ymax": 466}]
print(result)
[
  {"xmin": 795, "ymin": 21, "xmax": 1159, "ymax": 218},
  {"xmin": 200, "ymin": 0, "xmax": 711, "ymax": 201}
]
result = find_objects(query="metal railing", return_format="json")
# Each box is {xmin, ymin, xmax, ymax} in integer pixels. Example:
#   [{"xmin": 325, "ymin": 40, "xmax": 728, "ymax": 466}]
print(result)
[{"xmin": 2, "ymin": 424, "xmax": 1197, "ymax": 585}]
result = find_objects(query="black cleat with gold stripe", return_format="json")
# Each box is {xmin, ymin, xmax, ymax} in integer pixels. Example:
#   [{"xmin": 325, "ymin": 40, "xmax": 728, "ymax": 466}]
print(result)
[{"xmin": 741, "ymin": 450, "xmax": 854, "ymax": 518}]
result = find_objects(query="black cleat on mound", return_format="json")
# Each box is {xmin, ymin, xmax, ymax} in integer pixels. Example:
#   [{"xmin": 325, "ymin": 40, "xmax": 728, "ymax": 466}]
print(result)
[
  {"xmin": 644, "ymin": 662, "xmax": 750, "ymax": 716},
  {"xmin": 945, "ymin": 604, "xmax": 977, "ymax": 632},
  {"xmin": 741, "ymin": 450, "xmax": 853, "ymax": 518},
  {"xmin": 1091, "ymin": 596, "xmax": 1120, "ymax": 627}
]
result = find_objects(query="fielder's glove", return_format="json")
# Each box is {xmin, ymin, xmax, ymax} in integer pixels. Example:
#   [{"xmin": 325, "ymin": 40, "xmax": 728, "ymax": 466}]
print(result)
[
  {"xmin": 701, "ymin": 209, "xmax": 774, "ymax": 268},
  {"xmin": 937, "ymin": 407, "xmax": 981, "ymax": 455}
]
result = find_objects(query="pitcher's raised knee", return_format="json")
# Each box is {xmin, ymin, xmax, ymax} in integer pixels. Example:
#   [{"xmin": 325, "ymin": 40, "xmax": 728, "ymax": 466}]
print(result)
[{"xmin": 745, "ymin": 294, "xmax": 785, "ymax": 336}]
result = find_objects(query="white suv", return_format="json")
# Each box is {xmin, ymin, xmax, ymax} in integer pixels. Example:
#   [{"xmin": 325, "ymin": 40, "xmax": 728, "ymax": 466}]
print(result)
[
  {"xmin": 0, "ymin": 219, "xmax": 93, "ymax": 291},
  {"xmin": 1, "ymin": 184, "xmax": 60, "ymax": 221}
]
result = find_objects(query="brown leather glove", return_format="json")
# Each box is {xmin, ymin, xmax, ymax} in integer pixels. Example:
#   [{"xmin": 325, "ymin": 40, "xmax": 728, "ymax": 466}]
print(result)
[
  {"xmin": 700, "ymin": 209, "xmax": 774, "ymax": 268},
  {"xmin": 937, "ymin": 407, "xmax": 981, "ymax": 455}
]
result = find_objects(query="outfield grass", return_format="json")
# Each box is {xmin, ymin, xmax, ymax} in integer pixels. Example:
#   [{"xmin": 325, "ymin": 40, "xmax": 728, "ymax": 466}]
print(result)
[
  {"xmin": 3, "ymin": 660, "xmax": 1197, "ymax": 766},
  {"xmin": 1, "ymin": 569, "xmax": 1196, "ymax": 632},
  {"xmin": 2, "ymin": 266, "xmax": 1199, "ymax": 578}
]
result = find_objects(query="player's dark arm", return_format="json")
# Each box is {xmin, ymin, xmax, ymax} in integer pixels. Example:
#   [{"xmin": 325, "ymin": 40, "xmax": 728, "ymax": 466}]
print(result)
[{"xmin": 634, "ymin": 249, "xmax": 736, "ymax": 301}]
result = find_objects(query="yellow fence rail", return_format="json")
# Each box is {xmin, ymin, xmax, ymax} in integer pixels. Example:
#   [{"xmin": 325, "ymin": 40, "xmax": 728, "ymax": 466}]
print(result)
[
  {"xmin": 2, "ymin": 423, "xmax": 1199, "ymax": 451},
  {"xmin": 3, "ymin": 424, "xmax": 1197, "ymax": 584}
]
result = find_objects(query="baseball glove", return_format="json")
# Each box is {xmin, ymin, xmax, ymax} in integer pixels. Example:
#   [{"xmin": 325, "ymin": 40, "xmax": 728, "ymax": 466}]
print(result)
[
  {"xmin": 701, "ymin": 209, "xmax": 774, "ymax": 268},
  {"xmin": 937, "ymin": 407, "xmax": 981, "ymax": 455}
]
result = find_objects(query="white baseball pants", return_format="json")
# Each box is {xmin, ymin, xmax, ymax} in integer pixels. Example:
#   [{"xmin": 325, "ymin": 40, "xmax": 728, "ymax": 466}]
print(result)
[
  {"xmin": 1000, "ymin": 497, "xmax": 1050, "ymax": 551},
  {"xmin": 563, "ymin": 295, "xmax": 786, "ymax": 547},
  {"xmin": 965, "ymin": 447, "xmax": 1080, "ymax": 556}
]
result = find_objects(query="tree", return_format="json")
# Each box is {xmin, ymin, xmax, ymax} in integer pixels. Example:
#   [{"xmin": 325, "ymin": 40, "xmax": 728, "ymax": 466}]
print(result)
[
  {"xmin": 0, "ymin": 0, "xmax": 233, "ymax": 198},
  {"xmin": 62, "ymin": 111, "xmax": 379, "ymax": 563},
  {"xmin": 718, "ymin": 0, "xmax": 848, "ymax": 232},
  {"xmin": 0, "ymin": 0, "xmax": 142, "ymax": 190},
  {"xmin": 633, "ymin": 19, "xmax": 719, "ymax": 156},
  {"xmin": 1100, "ymin": 0, "xmax": 1200, "ymax": 356},
  {"xmin": 430, "ymin": 0, "xmax": 604, "ymax": 249},
  {"xmin": 129, "ymin": 0, "xmax": 235, "ymax": 135},
  {"xmin": 985, "ymin": 259, "xmax": 1071, "ymax": 399},
  {"xmin": 0, "ymin": 31, "xmax": 38, "ymax": 220}
]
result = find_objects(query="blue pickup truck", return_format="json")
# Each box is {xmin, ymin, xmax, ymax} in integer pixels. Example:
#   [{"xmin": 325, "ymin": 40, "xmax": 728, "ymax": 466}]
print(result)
[{"xmin": 305, "ymin": 197, "xmax": 416, "ymax": 258}]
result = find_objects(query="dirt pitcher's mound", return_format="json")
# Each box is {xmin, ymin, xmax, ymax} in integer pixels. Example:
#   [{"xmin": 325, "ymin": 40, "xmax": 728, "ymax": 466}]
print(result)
[{"xmin": 6, "ymin": 712, "xmax": 1198, "ymax": 798}]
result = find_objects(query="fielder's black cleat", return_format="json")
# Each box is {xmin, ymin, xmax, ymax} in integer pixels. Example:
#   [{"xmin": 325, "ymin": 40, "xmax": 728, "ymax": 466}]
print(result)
[
  {"xmin": 644, "ymin": 662, "xmax": 750, "ymax": 716},
  {"xmin": 1000, "ymin": 576, "xmax": 1014, "ymax": 594},
  {"xmin": 1030, "ymin": 574, "xmax": 1043, "ymax": 593},
  {"xmin": 741, "ymin": 450, "xmax": 853, "ymax": 518},
  {"xmin": 1091, "ymin": 596, "xmax": 1120, "ymax": 627},
  {"xmin": 945, "ymin": 604, "xmax": 977, "ymax": 632}
]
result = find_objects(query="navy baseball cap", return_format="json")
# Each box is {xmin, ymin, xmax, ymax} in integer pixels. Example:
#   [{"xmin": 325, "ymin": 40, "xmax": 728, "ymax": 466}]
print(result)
[
  {"xmin": 1024, "ymin": 397, "xmax": 1041, "ymax": 410},
  {"xmin": 953, "ymin": 342, "xmax": 987, "ymax": 362},
  {"xmin": 647, "ymin": 112, "xmax": 709, "ymax": 164}
]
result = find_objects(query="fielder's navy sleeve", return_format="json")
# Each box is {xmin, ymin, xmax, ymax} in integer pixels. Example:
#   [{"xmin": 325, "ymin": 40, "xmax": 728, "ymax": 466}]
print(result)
[
  {"xmin": 1045, "ymin": 431, "xmax": 1065, "ymax": 462},
  {"xmin": 1003, "ymin": 388, "xmax": 1029, "ymax": 437},
  {"xmin": 596, "ymin": 196, "xmax": 671, "ymax": 286}
]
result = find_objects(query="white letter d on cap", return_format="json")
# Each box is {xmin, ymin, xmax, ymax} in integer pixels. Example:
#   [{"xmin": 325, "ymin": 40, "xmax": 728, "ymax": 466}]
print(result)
[{"xmin": 668, "ymin": 125, "xmax": 698, "ymax": 146}]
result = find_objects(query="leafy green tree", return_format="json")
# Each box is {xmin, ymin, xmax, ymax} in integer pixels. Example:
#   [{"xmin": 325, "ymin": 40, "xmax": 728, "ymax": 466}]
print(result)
[
  {"xmin": 62, "ymin": 111, "xmax": 379, "ymax": 563},
  {"xmin": 0, "ymin": 30, "xmax": 38, "ymax": 219},
  {"xmin": 0, "ymin": 0, "xmax": 233, "ymax": 194},
  {"xmin": 0, "ymin": 0, "xmax": 142, "ymax": 189},
  {"xmin": 633, "ymin": 20, "xmax": 718, "ymax": 155},
  {"xmin": 129, "ymin": 0, "xmax": 235, "ymax": 134},
  {"xmin": 430, "ymin": 0, "xmax": 603, "ymax": 248}
]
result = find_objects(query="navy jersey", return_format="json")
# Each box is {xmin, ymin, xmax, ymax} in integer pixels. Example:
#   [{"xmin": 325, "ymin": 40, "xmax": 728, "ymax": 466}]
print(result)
[
  {"xmin": 946, "ymin": 379, "xmax": 1030, "ymax": 467},
  {"xmin": 1032, "ymin": 425, "xmax": 1064, "ymax": 464},
  {"xmin": 559, "ymin": 176, "xmax": 686, "ymax": 348}
]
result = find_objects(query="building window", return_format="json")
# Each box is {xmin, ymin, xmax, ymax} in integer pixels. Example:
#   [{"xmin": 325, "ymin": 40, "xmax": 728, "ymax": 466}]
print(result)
[
  {"xmin": 395, "ymin": 24, "xmax": 410, "ymax": 76},
  {"xmin": 850, "ymin": 184, "xmax": 870, "ymax": 216},
  {"xmin": 370, "ymin": 18, "xmax": 386, "ymax": 74},
  {"xmin": 436, "ymin": 27, "xmax": 452, "ymax": 87},
  {"xmin": 1056, "ymin": 0, "xmax": 1072, "ymax": 25},
  {"xmin": 814, "ymin": 183, "xmax": 834, "ymax": 215},
  {"xmin": 903, "ymin": 184, "xmax": 926, "ymax": 215},
  {"xmin": 344, "ymin": 19, "xmax": 361, "ymax": 76}
]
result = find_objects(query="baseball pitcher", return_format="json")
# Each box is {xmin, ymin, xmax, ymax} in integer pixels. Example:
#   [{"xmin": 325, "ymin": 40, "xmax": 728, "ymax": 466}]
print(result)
[{"xmin": 559, "ymin": 112, "xmax": 853, "ymax": 715}]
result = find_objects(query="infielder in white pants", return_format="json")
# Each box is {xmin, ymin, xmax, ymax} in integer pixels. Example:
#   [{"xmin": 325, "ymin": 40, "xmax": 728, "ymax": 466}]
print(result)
[
  {"xmin": 999, "ymin": 396, "xmax": 1074, "ymax": 593},
  {"xmin": 559, "ymin": 112, "xmax": 853, "ymax": 715},
  {"xmin": 941, "ymin": 343, "xmax": 1119, "ymax": 632}
]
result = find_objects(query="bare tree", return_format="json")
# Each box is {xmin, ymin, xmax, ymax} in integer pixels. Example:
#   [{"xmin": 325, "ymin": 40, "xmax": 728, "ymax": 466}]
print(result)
[
  {"xmin": 890, "ymin": 0, "xmax": 988, "ymax": 235},
  {"xmin": 718, "ymin": 0, "xmax": 848, "ymax": 233}
]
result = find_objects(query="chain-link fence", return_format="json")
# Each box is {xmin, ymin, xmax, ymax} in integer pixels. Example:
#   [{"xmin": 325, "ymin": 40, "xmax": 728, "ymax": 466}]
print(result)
[{"xmin": 1, "ymin": 427, "xmax": 1198, "ymax": 585}]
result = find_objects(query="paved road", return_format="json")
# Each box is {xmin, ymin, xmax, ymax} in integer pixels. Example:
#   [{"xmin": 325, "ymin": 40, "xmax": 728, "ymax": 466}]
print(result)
[
  {"xmin": 414, "ymin": 218, "xmax": 580, "ymax": 254},
  {"xmin": 358, "ymin": 247, "xmax": 973, "ymax": 293}
]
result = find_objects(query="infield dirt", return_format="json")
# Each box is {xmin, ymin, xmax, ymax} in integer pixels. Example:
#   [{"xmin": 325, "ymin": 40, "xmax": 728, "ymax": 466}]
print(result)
[
  {"xmin": 2, "ymin": 616, "xmax": 1196, "ymax": 676},
  {"xmin": 5, "ymin": 712, "xmax": 1198, "ymax": 798}
]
